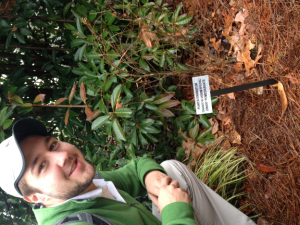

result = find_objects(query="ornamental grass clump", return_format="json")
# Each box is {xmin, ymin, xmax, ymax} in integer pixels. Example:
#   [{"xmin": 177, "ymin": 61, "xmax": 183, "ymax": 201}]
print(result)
[{"xmin": 194, "ymin": 146, "xmax": 251, "ymax": 208}]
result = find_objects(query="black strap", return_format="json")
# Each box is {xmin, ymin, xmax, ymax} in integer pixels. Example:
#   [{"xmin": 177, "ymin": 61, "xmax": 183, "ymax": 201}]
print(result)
[
  {"xmin": 210, "ymin": 79, "xmax": 277, "ymax": 97},
  {"xmin": 53, "ymin": 212, "xmax": 117, "ymax": 225}
]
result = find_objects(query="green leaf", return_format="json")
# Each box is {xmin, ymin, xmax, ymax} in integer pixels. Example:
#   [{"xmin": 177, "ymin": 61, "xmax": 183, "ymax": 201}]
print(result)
[
  {"xmin": 4, "ymin": 105, "xmax": 16, "ymax": 121},
  {"xmin": 111, "ymin": 84, "xmax": 122, "ymax": 109},
  {"xmin": 115, "ymin": 108, "xmax": 132, "ymax": 117},
  {"xmin": 211, "ymin": 97, "xmax": 218, "ymax": 105},
  {"xmin": 175, "ymin": 14, "xmax": 193, "ymax": 25},
  {"xmin": 189, "ymin": 123, "xmax": 199, "ymax": 140},
  {"xmin": 112, "ymin": 117, "xmax": 126, "ymax": 141},
  {"xmin": 2, "ymin": 119, "xmax": 13, "ymax": 130},
  {"xmin": 0, "ymin": 107, "xmax": 8, "ymax": 125},
  {"xmin": 83, "ymin": 70, "xmax": 97, "ymax": 77},
  {"xmin": 144, "ymin": 133, "xmax": 158, "ymax": 142},
  {"xmin": 158, "ymin": 100, "xmax": 181, "ymax": 109},
  {"xmin": 177, "ymin": 63, "xmax": 189, "ymax": 70},
  {"xmin": 160, "ymin": 52, "xmax": 166, "ymax": 68},
  {"xmin": 14, "ymin": 31, "xmax": 26, "ymax": 44},
  {"xmin": 76, "ymin": 16, "xmax": 85, "ymax": 36},
  {"xmin": 138, "ymin": 131, "xmax": 148, "ymax": 146},
  {"xmin": 92, "ymin": 115, "xmax": 110, "ymax": 130},
  {"xmin": 143, "ymin": 126, "xmax": 161, "ymax": 134},
  {"xmin": 139, "ymin": 59, "xmax": 150, "ymax": 72},
  {"xmin": 166, "ymin": 55, "xmax": 174, "ymax": 67},
  {"xmin": 14, "ymin": 19, "xmax": 27, "ymax": 27},
  {"xmin": 126, "ymin": 144, "xmax": 136, "ymax": 159},
  {"xmin": 173, "ymin": 2, "xmax": 183, "ymax": 22},
  {"xmin": 152, "ymin": 92, "xmax": 175, "ymax": 104},
  {"xmin": 154, "ymin": 108, "xmax": 175, "ymax": 117},
  {"xmin": 116, "ymin": 158, "xmax": 130, "ymax": 166},
  {"xmin": 109, "ymin": 149, "xmax": 120, "ymax": 162},
  {"xmin": 71, "ymin": 39, "xmax": 86, "ymax": 47},
  {"xmin": 63, "ymin": 2, "xmax": 72, "ymax": 17},
  {"xmin": 86, "ymin": 52, "xmax": 103, "ymax": 59},
  {"xmin": 143, "ymin": 2, "xmax": 155, "ymax": 7},
  {"xmin": 197, "ymin": 127, "xmax": 212, "ymax": 141},
  {"xmin": 6, "ymin": 32, "xmax": 13, "ymax": 49},
  {"xmin": 74, "ymin": 43, "xmax": 87, "ymax": 61},
  {"xmin": 199, "ymin": 114, "xmax": 211, "ymax": 128},
  {"xmin": 130, "ymin": 129, "xmax": 138, "ymax": 146},
  {"xmin": 140, "ymin": 118, "xmax": 154, "ymax": 127},
  {"xmin": 0, "ymin": 131, "xmax": 4, "ymax": 142},
  {"xmin": 64, "ymin": 23, "xmax": 76, "ymax": 30},
  {"xmin": 145, "ymin": 103, "xmax": 158, "ymax": 110}
]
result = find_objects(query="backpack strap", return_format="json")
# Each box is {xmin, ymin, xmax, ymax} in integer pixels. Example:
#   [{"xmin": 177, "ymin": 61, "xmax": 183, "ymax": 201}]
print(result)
[{"xmin": 53, "ymin": 212, "xmax": 117, "ymax": 225}]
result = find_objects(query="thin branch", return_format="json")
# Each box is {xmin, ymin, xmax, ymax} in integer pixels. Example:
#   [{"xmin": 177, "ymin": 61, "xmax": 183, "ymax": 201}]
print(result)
[
  {"xmin": 7, "ymin": 104, "xmax": 91, "ymax": 108},
  {"xmin": 0, "ymin": 44, "xmax": 70, "ymax": 52}
]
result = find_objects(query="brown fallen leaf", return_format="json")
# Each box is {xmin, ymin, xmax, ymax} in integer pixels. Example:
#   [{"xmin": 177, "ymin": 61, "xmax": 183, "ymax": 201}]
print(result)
[
  {"xmin": 257, "ymin": 163, "xmax": 276, "ymax": 172},
  {"xmin": 241, "ymin": 40, "xmax": 255, "ymax": 75},
  {"xmin": 210, "ymin": 37, "xmax": 222, "ymax": 54},
  {"xmin": 192, "ymin": 145, "xmax": 206, "ymax": 162},
  {"xmin": 271, "ymin": 82, "xmax": 288, "ymax": 117},
  {"xmin": 220, "ymin": 140, "xmax": 231, "ymax": 150},
  {"xmin": 212, "ymin": 120, "xmax": 219, "ymax": 134},
  {"xmin": 0, "ymin": 0, "xmax": 16, "ymax": 13},
  {"xmin": 255, "ymin": 43, "xmax": 263, "ymax": 64},
  {"xmin": 234, "ymin": 9, "xmax": 249, "ymax": 36},
  {"xmin": 12, "ymin": 26, "xmax": 18, "ymax": 32},
  {"xmin": 175, "ymin": 28, "xmax": 189, "ymax": 36},
  {"xmin": 227, "ymin": 93, "xmax": 235, "ymax": 99},
  {"xmin": 264, "ymin": 184, "xmax": 273, "ymax": 199},
  {"xmin": 257, "ymin": 217, "xmax": 270, "ymax": 225},
  {"xmin": 138, "ymin": 27, "xmax": 157, "ymax": 48},
  {"xmin": 230, "ymin": 129, "xmax": 242, "ymax": 144},
  {"xmin": 278, "ymin": 82, "xmax": 288, "ymax": 117},
  {"xmin": 183, "ymin": 138, "xmax": 195, "ymax": 158}
]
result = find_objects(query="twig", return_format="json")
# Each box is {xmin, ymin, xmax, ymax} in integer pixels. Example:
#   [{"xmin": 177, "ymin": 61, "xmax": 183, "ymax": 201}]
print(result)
[{"xmin": 7, "ymin": 104, "xmax": 91, "ymax": 108}]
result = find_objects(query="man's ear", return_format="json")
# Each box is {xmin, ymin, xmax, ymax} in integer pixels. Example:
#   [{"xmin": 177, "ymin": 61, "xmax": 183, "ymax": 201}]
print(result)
[{"xmin": 24, "ymin": 193, "xmax": 50, "ymax": 203}]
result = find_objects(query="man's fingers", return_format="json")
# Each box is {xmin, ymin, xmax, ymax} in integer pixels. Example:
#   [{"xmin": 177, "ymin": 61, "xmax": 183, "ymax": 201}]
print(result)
[
  {"xmin": 170, "ymin": 180, "xmax": 180, "ymax": 188},
  {"xmin": 161, "ymin": 177, "xmax": 172, "ymax": 186},
  {"xmin": 148, "ymin": 193, "xmax": 159, "ymax": 207}
]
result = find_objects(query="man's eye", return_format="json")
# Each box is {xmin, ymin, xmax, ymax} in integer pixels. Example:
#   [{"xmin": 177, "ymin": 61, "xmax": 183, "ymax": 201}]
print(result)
[
  {"xmin": 39, "ymin": 162, "xmax": 45, "ymax": 173},
  {"xmin": 50, "ymin": 142, "xmax": 56, "ymax": 151}
]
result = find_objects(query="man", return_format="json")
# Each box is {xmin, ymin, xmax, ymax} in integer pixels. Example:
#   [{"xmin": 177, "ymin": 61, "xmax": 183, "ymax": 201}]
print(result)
[{"xmin": 0, "ymin": 118, "xmax": 256, "ymax": 225}]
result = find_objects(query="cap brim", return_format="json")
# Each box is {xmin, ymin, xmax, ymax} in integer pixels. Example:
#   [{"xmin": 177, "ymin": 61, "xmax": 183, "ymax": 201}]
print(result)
[{"xmin": 12, "ymin": 119, "xmax": 48, "ymax": 197}]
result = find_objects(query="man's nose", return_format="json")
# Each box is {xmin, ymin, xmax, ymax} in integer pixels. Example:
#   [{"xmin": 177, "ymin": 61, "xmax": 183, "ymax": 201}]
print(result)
[{"xmin": 53, "ymin": 150, "xmax": 69, "ymax": 167}]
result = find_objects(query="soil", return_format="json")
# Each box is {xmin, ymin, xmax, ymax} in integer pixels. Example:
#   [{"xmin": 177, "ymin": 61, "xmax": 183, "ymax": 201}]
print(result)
[{"xmin": 173, "ymin": 0, "xmax": 300, "ymax": 224}]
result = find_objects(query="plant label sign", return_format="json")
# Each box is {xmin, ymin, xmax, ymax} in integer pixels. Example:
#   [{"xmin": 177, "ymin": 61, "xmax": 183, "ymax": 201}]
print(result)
[{"xmin": 192, "ymin": 75, "xmax": 212, "ymax": 114}]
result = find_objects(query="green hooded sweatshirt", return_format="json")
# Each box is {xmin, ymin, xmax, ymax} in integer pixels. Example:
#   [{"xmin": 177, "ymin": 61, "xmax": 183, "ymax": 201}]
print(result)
[{"xmin": 33, "ymin": 157, "xmax": 197, "ymax": 225}]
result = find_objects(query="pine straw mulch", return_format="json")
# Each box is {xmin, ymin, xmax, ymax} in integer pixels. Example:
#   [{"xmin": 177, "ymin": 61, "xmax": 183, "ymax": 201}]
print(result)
[{"xmin": 172, "ymin": 0, "xmax": 300, "ymax": 224}]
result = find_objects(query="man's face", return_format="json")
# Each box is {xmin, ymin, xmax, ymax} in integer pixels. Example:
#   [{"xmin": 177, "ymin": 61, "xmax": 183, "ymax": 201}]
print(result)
[{"xmin": 20, "ymin": 136, "xmax": 95, "ymax": 201}]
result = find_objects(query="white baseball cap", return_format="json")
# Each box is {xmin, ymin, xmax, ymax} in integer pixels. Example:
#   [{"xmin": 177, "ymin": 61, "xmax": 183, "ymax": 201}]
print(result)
[{"xmin": 0, "ymin": 118, "xmax": 48, "ymax": 198}]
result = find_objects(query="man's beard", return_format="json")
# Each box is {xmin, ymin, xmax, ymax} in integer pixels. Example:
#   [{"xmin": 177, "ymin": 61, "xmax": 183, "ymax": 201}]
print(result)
[{"xmin": 42, "ymin": 162, "xmax": 95, "ymax": 200}]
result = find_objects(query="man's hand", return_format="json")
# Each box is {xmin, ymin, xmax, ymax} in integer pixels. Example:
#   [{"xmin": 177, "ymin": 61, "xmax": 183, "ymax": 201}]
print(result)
[
  {"xmin": 144, "ymin": 170, "xmax": 169, "ymax": 209},
  {"xmin": 158, "ymin": 177, "xmax": 191, "ymax": 213}
]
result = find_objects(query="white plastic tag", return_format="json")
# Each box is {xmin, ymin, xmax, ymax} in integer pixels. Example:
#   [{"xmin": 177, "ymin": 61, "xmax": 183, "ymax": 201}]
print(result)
[{"xmin": 192, "ymin": 75, "xmax": 212, "ymax": 114}]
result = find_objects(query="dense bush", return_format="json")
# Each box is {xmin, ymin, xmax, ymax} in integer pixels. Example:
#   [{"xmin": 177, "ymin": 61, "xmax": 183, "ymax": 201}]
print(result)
[{"xmin": 0, "ymin": 0, "xmax": 218, "ymax": 223}]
